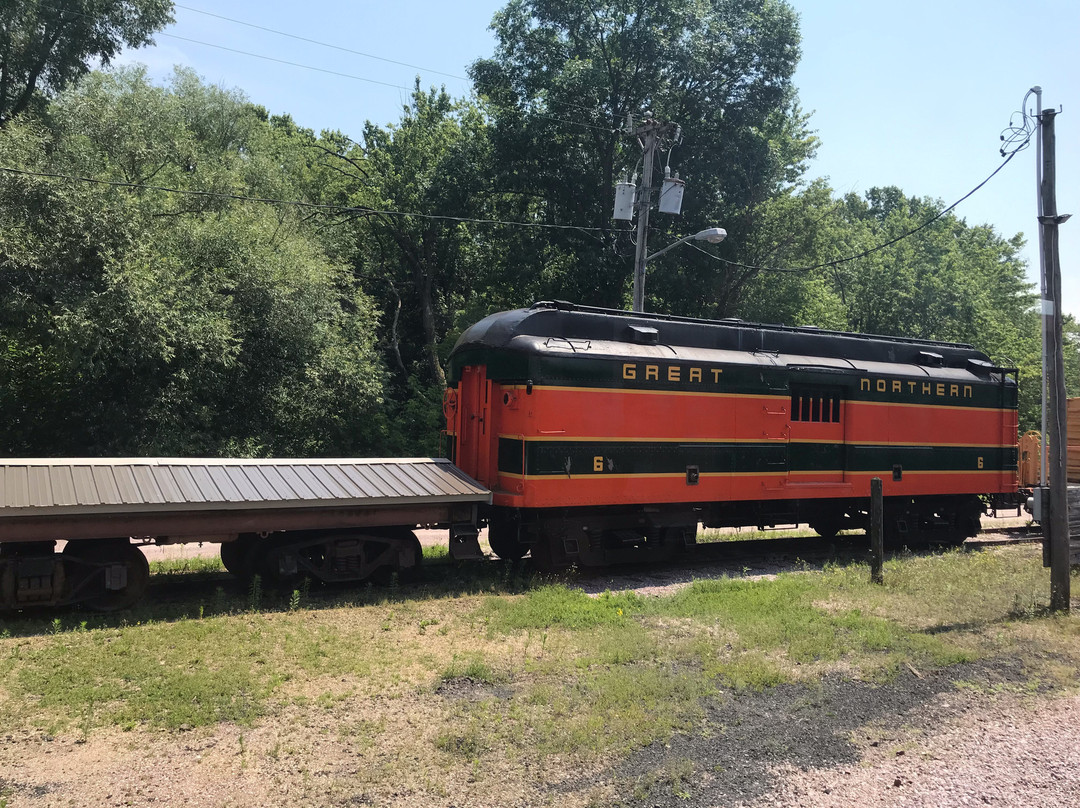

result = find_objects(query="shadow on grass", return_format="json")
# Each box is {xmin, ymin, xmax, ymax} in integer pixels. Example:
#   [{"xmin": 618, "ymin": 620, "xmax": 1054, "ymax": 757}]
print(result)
[
  {"xmin": 0, "ymin": 540, "xmax": 1033, "ymax": 640},
  {"xmin": 0, "ymin": 555, "xmax": 563, "ymax": 639}
]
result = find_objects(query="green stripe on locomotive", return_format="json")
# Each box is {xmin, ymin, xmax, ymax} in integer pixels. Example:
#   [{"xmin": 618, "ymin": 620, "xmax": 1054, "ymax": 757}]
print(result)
[{"xmin": 497, "ymin": 438, "xmax": 1016, "ymax": 478}]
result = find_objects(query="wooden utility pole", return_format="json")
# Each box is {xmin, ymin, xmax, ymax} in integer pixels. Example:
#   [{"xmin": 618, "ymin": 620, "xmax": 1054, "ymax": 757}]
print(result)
[
  {"xmin": 1040, "ymin": 108, "xmax": 1071, "ymax": 613},
  {"xmin": 631, "ymin": 118, "xmax": 677, "ymax": 312}
]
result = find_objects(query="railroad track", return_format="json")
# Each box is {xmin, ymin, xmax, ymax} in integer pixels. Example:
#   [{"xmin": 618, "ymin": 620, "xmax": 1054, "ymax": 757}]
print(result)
[{"xmin": 17, "ymin": 524, "xmax": 1043, "ymax": 619}]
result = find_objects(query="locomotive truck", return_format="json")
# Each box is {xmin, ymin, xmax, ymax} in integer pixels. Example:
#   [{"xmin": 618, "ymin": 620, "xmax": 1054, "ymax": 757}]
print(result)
[{"xmin": 0, "ymin": 301, "xmax": 1020, "ymax": 610}]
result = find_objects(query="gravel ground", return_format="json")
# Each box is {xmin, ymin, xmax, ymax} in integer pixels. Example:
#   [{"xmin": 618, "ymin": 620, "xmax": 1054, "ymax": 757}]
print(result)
[
  {"xmin": 607, "ymin": 660, "xmax": 1080, "ymax": 807},
  {"xmin": 761, "ymin": 691, "xmax": 1080, "ymax": 808}
]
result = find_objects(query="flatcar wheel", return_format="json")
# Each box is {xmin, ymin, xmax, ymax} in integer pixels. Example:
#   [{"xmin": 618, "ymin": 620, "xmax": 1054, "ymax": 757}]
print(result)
[
  {"xmin": 398, "ymin": 531, "xmax": 423, "ymax": 581},
  {"xmin": 62, "ymin": 540, "xmax": 150, "ymax": 611},
  {"xmin": 219, "ymin": 535, "xmax": 256, "ymax": 577},
  {"xmin": 243, "ymin": 535, "xmax": 301, "ymax": 588}
]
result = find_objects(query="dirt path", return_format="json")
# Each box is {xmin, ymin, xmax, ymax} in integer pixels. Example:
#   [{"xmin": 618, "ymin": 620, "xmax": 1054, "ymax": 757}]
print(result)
[{"xmin": 2, "ymin": 669, "xmax": 1077, "ymax": 807}]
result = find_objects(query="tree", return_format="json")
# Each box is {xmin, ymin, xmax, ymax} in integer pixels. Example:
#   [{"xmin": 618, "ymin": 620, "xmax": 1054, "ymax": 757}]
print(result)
[
  {"xmin": 0, "ymin": 0, "xmax": 173, "ymax": 126},
  {"xmin": 735, "ymin": 183, "xmax": 1053, "ymax": 430},
  {"xmin": 0, "ymin": 67, "xmax": 387, "ymax": 456},
  {"xmin": 469, "ymin": 0, "xmax": 816, "ymax": 314}
]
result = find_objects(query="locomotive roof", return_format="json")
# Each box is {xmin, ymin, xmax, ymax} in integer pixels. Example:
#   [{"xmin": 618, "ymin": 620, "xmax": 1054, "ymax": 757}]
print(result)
[{"xmin": 452, "ymin": 301, "xmax": 997, "ymax": 371}]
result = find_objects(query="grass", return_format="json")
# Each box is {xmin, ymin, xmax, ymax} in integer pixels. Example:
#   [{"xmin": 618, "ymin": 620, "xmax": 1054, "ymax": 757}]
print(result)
[
  {"xmin": 0, "ymin": 544, "xmax": 1077, "ymax": 804},
  {"xmin": 697, "ymin": 525, "xmax": 823, "ymax": 543},
  {"xmin": 148, "ymin": 555, "xmax": 224, "ymax": 576}
]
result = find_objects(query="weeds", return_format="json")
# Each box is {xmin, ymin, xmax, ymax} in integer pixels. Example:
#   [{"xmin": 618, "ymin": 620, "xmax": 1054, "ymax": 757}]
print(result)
[
  {"xmin": 441, "ymin": 653, "xmax": 503, "ymax": 685},
  {"xmin": 248, "ymin": 574, "xmax": 262, "ymax": 612}
]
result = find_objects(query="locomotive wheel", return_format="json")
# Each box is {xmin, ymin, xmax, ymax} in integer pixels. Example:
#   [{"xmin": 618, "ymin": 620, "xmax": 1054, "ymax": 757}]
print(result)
[
  {"xmin": 63, "ymin": 540, "xmax": 150, "ymax": 612},
  {"xmin": 487, "ymin": 521, "xmax": 528, "ymax": 561},
  {"xmin": 810, "ymin": 521, "xmax": 841, "ymax": 541},
  {"xmin": 664, "ymin": 525, "xmax": 698, "ymax": 554},
  {"xmin": 528, "ymin": 537, "xmax": 560, "ymax": 572}
]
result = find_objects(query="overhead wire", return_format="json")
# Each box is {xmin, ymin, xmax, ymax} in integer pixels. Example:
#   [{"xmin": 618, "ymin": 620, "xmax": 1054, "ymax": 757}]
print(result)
[
  {"xmin": 159, "ymin": 34, "xmax": 618, "ymax": 132},
  {"xmin": 682, "ymin": 146, "xmax": 1027, "ymax": 274},
  {"xmin": 40, "ymin": 3, "xmax": 615, "ymax": 134},
  {"xmin": 0, "ymin": 165, "xmax": 609, "ymax": 235},
  {"xmin": 161, "ymin": 30, "xmax": 618, "ymax": 132},
  {"xmin": 999, "ymin": 92, "xmax": 1038, "ymax": 156},
  {"xmin": 173, "ymin": 3, "xmax": 469, "ymax": 81},
  {"xmin": 170, "ymin": 3, "xmax": 623, "ymax": 125},
  {"xmin": 161, "ymin": 34, "xmax": 412, "ymax": 91}
]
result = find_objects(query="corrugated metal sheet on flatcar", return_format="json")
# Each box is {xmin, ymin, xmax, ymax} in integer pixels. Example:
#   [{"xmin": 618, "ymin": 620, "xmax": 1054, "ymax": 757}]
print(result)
[{"xmin": 0, "ymin": 457, "xmax": 490, "ymax": 517}]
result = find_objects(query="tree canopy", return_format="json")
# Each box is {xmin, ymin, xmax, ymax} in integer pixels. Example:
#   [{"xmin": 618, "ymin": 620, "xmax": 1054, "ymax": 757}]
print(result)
[
  {"xmin": 0, "ymin": 0, "xmax": 173, "ymax": 126},
  {"xmin": 469, "ymin": 0, "xmax": 816, "ymax": 312},
  {"xmin": 0, "ymin": 0, "xmax": 1059, "ymax": 457},
  {"xmin": 0, "ymin": 68, "xmax": 386, "ymax": 455}
]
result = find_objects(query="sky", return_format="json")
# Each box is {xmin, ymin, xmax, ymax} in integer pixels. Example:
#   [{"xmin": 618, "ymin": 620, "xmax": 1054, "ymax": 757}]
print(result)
[{"xmin": 121, "ymin": 0, "xmax": 1079, "ymax": 317}]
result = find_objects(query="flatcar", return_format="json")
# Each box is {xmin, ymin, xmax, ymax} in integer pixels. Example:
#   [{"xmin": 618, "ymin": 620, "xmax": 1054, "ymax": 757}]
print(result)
[{"xmin": 445, "ymin": 301, "xmax": 1020, "ymax": 567}]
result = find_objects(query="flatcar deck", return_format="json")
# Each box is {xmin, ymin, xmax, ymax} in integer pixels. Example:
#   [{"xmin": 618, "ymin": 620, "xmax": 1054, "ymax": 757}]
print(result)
[{"xmin": 0, "ymin": 458, "xmax": 490, "ymax": 542}]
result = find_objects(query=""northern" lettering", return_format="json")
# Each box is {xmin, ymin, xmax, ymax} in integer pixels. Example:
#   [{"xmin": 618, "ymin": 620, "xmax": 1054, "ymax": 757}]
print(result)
[{"xmin": 859, "ymin": 377, "xmax": 974, "ymax": 399}]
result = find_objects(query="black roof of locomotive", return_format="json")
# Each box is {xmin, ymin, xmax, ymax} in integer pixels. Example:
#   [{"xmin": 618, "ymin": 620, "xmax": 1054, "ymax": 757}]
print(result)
[{"xmin": 451, "ymin": 301, "xmax": 997, "ymax": 370}]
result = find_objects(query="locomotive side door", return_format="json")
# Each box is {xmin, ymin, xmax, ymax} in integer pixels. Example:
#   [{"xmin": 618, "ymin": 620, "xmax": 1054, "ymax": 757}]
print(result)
[
  {"xmin": 455, "ymin": 365, "xmax": 494, "ymax": 485},
  {"xmin": 757, "ymin": 366, "xmax": 790, "ymax": 491}
]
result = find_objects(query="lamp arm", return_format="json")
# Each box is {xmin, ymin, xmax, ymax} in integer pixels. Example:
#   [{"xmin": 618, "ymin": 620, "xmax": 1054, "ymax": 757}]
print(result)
[{"xmin": 643, "ymin": 233, "xmax": 693, "ymax": 264}]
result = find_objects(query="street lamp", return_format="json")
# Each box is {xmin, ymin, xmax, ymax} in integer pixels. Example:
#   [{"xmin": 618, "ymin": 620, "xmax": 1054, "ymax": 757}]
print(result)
[{"xmin": 632, "ymin": 227, "xmax": 727, "ymax": 312}]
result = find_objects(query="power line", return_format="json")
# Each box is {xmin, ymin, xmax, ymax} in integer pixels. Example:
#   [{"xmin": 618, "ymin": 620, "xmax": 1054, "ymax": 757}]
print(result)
[
  {"xmin": 160, "ymin": 33, "xmax": 411, "ymax": 91},
  {"xmin": 42, "ymin": 4, "xmax": 620, "ymax": 134},
  {"xmin": 686, "ymin": 147, "xmax": 1026, "ymax": 274},
  {"xmin": 0, "ymin": 165, "xmax": 608, "ymax": 234},
  {"xmin": 161, "ymin": 31, "xmax": 616, "ymax": 132},
  {"xmin": 174, "ymin": 3, "xmax": 469, "ymax": 82},
  {"xmin": 38, "ymin": 4, "xmax": 410, "ymax": 92},
  {"xmin": 170, "ymin": 4, "xmax": 620, "ymax": 127},
  {"xmin": 163, "ymin": 31, "xmax": 617, "ymax": 132}
]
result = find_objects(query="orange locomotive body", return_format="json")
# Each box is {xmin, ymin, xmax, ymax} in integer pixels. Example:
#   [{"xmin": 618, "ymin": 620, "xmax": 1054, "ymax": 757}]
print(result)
[{"xmin": 445, "ymin": 302, "xmax": 1019, "ymax": 567}]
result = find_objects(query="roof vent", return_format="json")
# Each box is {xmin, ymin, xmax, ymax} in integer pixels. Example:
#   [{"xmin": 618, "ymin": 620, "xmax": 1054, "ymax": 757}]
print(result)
[
  {"xmin": 967, "ymin": 358, "xmax": 993, "ymax": 376},
  {"xmin": 627, "ymin": 324, "xmax": 659, "ymax": 345},
  {"xmin": 918, "ymin": 351, "xmax": 944, "ymax": 367}
]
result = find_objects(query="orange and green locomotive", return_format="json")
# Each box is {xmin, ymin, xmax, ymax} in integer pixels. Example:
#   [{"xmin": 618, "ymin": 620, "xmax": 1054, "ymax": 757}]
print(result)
[{"xmin": 445, "ymin": 301, "xmax": 1019, "ymax": 567}]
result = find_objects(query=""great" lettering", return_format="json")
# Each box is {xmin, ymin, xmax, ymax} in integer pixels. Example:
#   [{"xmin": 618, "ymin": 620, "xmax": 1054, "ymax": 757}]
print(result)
[{"xmin": 623, "ymin": 363, "xmax": 723, "ymax": 385}]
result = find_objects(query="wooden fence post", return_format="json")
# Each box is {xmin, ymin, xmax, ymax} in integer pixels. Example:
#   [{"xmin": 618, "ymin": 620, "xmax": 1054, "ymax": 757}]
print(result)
[{"xmin": 870, "ymin": 477, "xmax": 884, "ymax": 584}]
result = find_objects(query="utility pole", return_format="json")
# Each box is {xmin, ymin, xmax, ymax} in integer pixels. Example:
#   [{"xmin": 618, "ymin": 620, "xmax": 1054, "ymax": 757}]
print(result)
[
  {"xmin": 1039, "ymin": 107, "xmax": 1072, "ymax": 613},
  {"xmin": 631, "ymin": 116, "xmax": 678, "ymax": 312}
]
